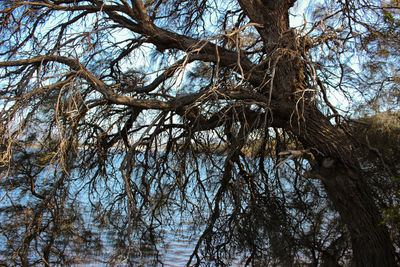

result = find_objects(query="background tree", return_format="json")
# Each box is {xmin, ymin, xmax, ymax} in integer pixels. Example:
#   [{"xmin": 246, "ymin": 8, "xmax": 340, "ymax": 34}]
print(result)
[{"xmin": 0, "ymin": 0, "xmax": 399, "ymax": 266}]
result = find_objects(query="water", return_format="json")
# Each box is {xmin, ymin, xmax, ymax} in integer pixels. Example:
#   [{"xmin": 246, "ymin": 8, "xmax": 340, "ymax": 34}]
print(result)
[
  {"xmin": 0, "ymin": 152, "xmax": 232, "ymax": 266},
  {"xmin": 0, "ymin": 149, "xmax": 325, "ymax": 266},
  {"xmin": 0, "ymin": 184, "xmax": 247, "ymax": 266}
]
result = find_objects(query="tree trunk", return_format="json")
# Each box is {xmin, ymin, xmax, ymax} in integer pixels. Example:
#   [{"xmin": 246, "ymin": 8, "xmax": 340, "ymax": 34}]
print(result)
[
  {"xmin": 220, "ymin": 1, "xmax": 396, "ymax": 265},
  {"xmin": 319, "ymin": 162, "xmax": 396, "ymax": 266},
  {"xmin": 289, "ymin": 105, "xmax": 397, "ymax": 267}
]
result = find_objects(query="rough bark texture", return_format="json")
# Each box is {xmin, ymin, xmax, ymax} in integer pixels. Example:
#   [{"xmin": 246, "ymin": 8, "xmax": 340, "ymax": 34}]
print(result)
[
  {"xmin": 241, "ymin": 1, "xmax": 398, "ymax": 265},
  {"xmin": 0, "ymin": 0, "xmax": 397, "ymax": 265},
  {"xmin": 319, "ymin": 163, "xmax": 396, "ymax": 267},
  {"xmin": 289, "ymin": 106, "xmax": 398, "ymax": 267}
]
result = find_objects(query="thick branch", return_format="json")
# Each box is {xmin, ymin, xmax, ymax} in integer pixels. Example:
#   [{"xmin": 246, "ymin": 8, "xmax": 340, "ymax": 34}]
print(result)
[{"xmin": 237, "ymin": 0, "xmax": 296, "ymax": 45}]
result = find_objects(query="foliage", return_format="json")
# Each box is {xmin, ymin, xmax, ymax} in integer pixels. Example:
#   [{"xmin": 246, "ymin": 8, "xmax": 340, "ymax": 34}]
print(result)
[
  {"xmin": 0, "ymin": 0, "xmax": 399, "ymax": 266},
  {"xmin": 351, "ymin": 111, "xmax": 400, "ymax": 243}
]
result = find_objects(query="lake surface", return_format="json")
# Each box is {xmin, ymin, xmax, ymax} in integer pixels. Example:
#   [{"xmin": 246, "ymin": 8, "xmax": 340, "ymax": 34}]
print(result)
[
  {"xmin": 0, "ymin": 151, "xmax": 247, "ymax": 266},
  {"xmin": 0, "ymin": 196, "xmax": 205, "ymax": 266},
  {"xmin": 1, "ymin": 149, "xmax": 324, "ymax": 266}
]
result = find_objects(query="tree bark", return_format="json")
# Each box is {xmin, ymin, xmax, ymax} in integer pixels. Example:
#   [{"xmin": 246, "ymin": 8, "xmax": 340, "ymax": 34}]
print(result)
[
  {"xmin": 238, "ymin": 1, "xmax": 398, "ymax": 264},
  {"xmin": 287, "ymin": 105, "xmax": 397, "ymax": 267},
  {"xmin": 319, "ymin": 163, "xmax": 396, "ymax": 267}
]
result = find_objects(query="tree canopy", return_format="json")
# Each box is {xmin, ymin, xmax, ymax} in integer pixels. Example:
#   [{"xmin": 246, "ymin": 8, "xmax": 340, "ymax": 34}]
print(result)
[{"xmin": 0, "ymin": 0, "xmax": 399, "ymax": 266}]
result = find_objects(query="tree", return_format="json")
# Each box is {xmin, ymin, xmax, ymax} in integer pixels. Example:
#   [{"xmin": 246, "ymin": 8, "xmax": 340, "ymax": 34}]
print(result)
[{"xmin": 0, "ymin": 0, "xmax": 399, "ymax": 266}]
